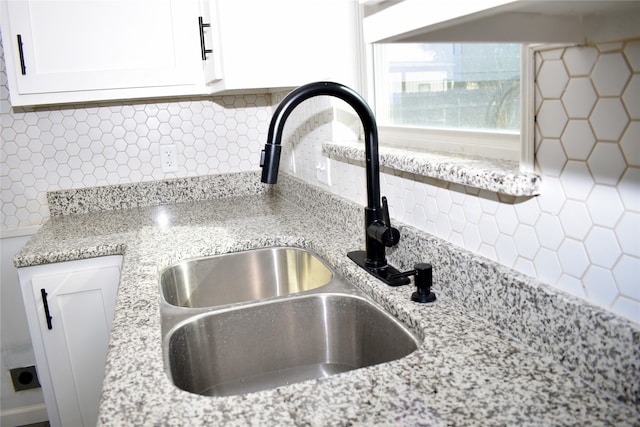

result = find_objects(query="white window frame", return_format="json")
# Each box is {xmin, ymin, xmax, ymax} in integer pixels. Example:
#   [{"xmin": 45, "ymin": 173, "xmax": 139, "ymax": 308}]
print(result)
[{"xmin": 364, "ymin": 43, "xmax": 535, "ymax": 173}]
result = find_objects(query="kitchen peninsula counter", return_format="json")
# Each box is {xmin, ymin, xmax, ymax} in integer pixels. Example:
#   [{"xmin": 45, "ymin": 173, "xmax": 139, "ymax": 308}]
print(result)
[{"xmin": 14, "ymin": 172, "xmax": 639, "ymax": 426}]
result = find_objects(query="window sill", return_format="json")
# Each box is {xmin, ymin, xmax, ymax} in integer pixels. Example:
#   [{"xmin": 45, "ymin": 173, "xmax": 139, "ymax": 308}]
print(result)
[{"xmin": 323, "ymin": 141, "xmax": 541, "ymax": 197}]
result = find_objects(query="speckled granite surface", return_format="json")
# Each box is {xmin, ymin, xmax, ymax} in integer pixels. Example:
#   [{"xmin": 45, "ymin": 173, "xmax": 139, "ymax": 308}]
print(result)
[
  {"xmin": 46, "ymin": 172, "xmax": 269, "ymax": 216},
  {"xmin": 15, "ymin": 172, "xmax": 638, "ymax": 426},
  {"xmin": 323, "ymin": 141, "xmax": 541, "ymax": 197}
]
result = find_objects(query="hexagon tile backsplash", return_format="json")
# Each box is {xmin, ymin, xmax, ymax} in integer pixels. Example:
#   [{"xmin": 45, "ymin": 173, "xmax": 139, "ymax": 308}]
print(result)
[
  {"xmin": 1, "ymin": 34, "xmax": 639, "ymax": 324},
  {"xmin": 284, "ymin": 40, "xmax": 640, "ymax": 323},
  {"xmin": 0, "ymin": 34, "xmax": 271, "ymax": 229}
]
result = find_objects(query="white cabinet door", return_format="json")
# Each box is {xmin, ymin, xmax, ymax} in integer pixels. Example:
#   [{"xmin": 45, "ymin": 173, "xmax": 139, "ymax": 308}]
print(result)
[
  {"xmin": 1, "ymin": 0, "xmax": 360, "ymax": 105},
  {"xmin": 208, "ymin": 0, "xmax": 360, "ymax": 93},
  {"xmin": 2, "ymin": 0, "xmax": 211, "ymax": 105},
  {"xmin": 18, "ymin": 256, "xmax": 122, "ymax": 427}
]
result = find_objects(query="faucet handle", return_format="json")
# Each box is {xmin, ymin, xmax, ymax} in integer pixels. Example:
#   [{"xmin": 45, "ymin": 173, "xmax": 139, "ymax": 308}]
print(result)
[
  {"xmin": 382, "ymin": 196, "xmax": 400, "ymax": 246},
  {"xmin": 382, "ymin": 196, "xmax": 392, "ymax": 228},
  {"xmin": 371, "ymin": 196, "xmax": 400, "ymax": 247}
]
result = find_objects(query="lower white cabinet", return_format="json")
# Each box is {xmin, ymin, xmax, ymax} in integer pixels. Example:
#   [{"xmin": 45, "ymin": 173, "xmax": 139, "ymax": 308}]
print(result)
[{"xmin": 18, "ymin": 256, "xmax": 122, "ymax": 427}]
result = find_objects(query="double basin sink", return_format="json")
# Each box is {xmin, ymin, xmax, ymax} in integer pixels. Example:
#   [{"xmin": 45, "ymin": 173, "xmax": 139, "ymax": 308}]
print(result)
[{"xmin": 159, "ymin": 247, "xmax": 420, "ymax": 397}]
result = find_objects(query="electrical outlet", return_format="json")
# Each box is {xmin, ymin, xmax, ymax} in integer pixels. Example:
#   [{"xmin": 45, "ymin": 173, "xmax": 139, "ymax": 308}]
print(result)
[
  {"xmin": 316, "ymin": 159, "xmax": 331, "ymax": 186},
  {"xmin": 288, "ymin": 150, "xmax": 296, "ymax": 173},
  {"xmin": 314, "ymin": 145, "xmax": 330, "ymax": 186},
  {"xmin": 160, "ymin": 144, "xmax": 179, "ymax": 173}
]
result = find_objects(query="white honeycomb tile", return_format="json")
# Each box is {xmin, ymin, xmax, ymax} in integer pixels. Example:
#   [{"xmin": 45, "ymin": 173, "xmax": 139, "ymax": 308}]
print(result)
[
  {"xmin": 515, "ymin": 257, "xmax": 537, "ymax": 277},
  {"xmin": 537, "ymin": 100, "xmax": 567, "ymax": 138},
  {"xmin": 558, "ymin": 238, "xmax": 590, "ymax": 277},
  {"xmin": 535, "ymin": 214, "xmax": 564, "ymax": 250},
  {"xmin": 541, "ymin": 47, "xmax": 563, "ymax": 61},
  {"xmin": 537, "ymin": 59, "xmax": 568, "ymax": 98},
  {"xmin": 583, "ymin": 265, "xmax": 618, "ymax": 307},
  {"xmin": 66, "ymin": 142, "xmax": 80, "ymax": 157},
  {"xmin": 586, "ymin": 185, "xmax": 624, "ymax": 228},
  {"xmin": 598, "ymin": 41, "xmax": 624, "ymax": 52},
  {"xmin": 559, "ymin": 199, "xmax": 592, "ymax": 239},
  {"xmin": 402, "ymin": 188, "xmax": 417, "ymax": 219},
  {"xmin": 478, "ymin": 190, "xmax": 499, "ymax": 214},
  {"xmin": 592, "ymin": 52, "xmax": 631, "ymax": 97},
  {"xmin": 618, "ymin": 167, "xmax": 640, "ymax": 212},
  {"xmin": 11, "ymin": 118, "xmax": 28, "ymax": 134},
  {"xmin": 624, "ymin": 40, "xmax": 640, "ymax": 71},
  {"xmin": 614, "ymin": 254, "xmax": 640, "ymax": 299},
  {"xmin": 615, "ymin": 211, "xmax": 640, "ymax": 257},
  {"xmin": 612, "ymin": 297, "xmax": 640, "ymax": 323},
  {"xmin": 449, "ymin": 204, "xmax": 466, "ymax": 234},
  {"xmin": 435, "ymin": 188, "xmax": 453, "ymax": 213},
  {"xmin": 514, "ymin": 198, "xmax": 540, "ymax": 226},
  {"xmin": 494, "ymin": 203, "xmax": 518, "ymax": 234},
  {"xmin": 449, "ymin": 184, "xmax": 466, "ymax": 204},
  {"xmin": 536, "ymin": 138, "xmax": 566, "ymax": 176},
  {"xmin": 422, "ymin": 195, "xmax": 438, "ymax": 228},
  {"xmin": 462, "ymin": 196, "xmax": 481, "ymax": 224},
  {"xmin": 514, "ymin": 224, "xmax": 540, "ymax": 259},
  {"xmin": 4, "ymin": 149, "xmax": 18, "ymax": 167},
  {"xmin": 621, "ymin": 122, "xmax": 640, "ymax": 167},
  {"xmin": 560, "ymin": 161, "xmax": 594, "ymax": 200},
  {"xmin": 54, "ymin": 150, "xmax": 69, "ymax": 165},
  {"xmin": 26, "ymin": 125, "xmax": 41, "ymax": 139},
  {"xmin": 562, "ymin": 78, "xmax": 597, "ymax": 119},
  {"xmin": 588, "ymin": 143, "xmax": 627, "ymax": 186},
  {"xmin": 478, "ymin": 213, "xmax": 499, "ymax": 245},
  {"xmin": 462, "ymin": 223, "xmax": 481, "ymax": 251},
  {"xmin": 622, "ymin": 74, "xmax": 640, "ymax": 120},
  {"xmin": 561, "ymin": 120, "xmax": 595, "ymax": 161},
  {"xmin": 449, "ymin": 231, "xmax": 464, "ymax": 247},
  {"xmin": 478, "ymin": 243, "xmax": 497, "ymax": 260},
  {"xmin": 123, "ymin": 118, "xmax": 137, "ymax": 132},
  {"xmin": 98, "ymin": 120, "xmax": 115, "ymax": 134},
  {"xmin": 590, "ymin": 98, "xmax": 630, "ymax": 141},
  {"xmin": 534, "ymin": 247, "xmax": 562, "ymax": 284},
  {"xmin": 586, "ymin": 226, "xmax": 622, "ymax": 268},
  {"xmin": 413, "ymin": 204, "xmax": 428, "ymax": 229},
  {"xmin": 435, "ymin": 214, "xmax": 452, "ymax": 238}
]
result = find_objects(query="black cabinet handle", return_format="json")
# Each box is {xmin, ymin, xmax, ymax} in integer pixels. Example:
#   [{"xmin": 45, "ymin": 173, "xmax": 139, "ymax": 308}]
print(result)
[
  {"xmin": 198, "ymin": 16, "xmax": 213, "ymax": 60},
  {"xmin": 40, "ymin": 289, "xmax": 53, "ymax": 330},
  {"xmin": 16, "ymin": 34, "xmax": 26, "ymax": 75}
]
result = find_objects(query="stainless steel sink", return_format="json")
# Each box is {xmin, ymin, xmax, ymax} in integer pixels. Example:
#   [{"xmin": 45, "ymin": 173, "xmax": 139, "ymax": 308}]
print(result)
[
  {"xmin": 166, "ymin": 294, "xmax": 420, "ymax": 397},
  {"xmin": 161, "ymin": 247, "xmax": 333, "ymax": 308},
  {"xmin": 160, "ymin": 247, "xmax": 421, "ymax": 397}
]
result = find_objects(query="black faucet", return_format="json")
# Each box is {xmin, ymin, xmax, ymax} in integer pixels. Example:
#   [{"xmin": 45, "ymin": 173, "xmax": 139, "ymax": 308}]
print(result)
[{"xmin": 260, "ymin": 81, "xmax": 411, "ymax": 286}]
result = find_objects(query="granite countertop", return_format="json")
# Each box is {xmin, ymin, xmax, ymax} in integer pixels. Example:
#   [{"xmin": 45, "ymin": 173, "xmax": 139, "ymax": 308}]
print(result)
[
  {"xmin": 15, "ymin": 172, "xmax": 638, "ymax": 426},
  {"xmin": 323, "ymin": 141, "xmax": 541, "ymax": 197}
]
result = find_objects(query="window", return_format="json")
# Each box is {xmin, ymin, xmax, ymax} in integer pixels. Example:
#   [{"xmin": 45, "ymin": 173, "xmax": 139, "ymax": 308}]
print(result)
[{"xmin": 370, "ymin": 42, "xmax": 530, "ymax": 163}]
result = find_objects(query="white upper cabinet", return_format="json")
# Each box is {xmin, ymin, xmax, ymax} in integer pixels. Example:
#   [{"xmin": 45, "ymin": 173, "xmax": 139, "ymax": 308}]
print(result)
[
  {"xmin": 1, "ymin": 0, "xmax": 360, "ymax": 106},
  {"xmin": 1, "ymin": 0, "xmax": 214, "ymax": 106},
  {"xmin": 207, "ymin": 0, "xmax": 360, "ymax": 93},
  {"xmin": 362, "ymin": 0, "xmax": 640, "ymax": 44}
]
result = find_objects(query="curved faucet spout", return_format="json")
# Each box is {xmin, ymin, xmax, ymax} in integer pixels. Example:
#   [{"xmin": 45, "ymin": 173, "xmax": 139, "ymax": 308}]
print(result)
[
  {"xmin": 259, "ymin": 81, "xmax": 409, "ymax": 286},
  {"xmin": 260, "ymin": 81, "xmax": 381, "ymax": 210}
]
